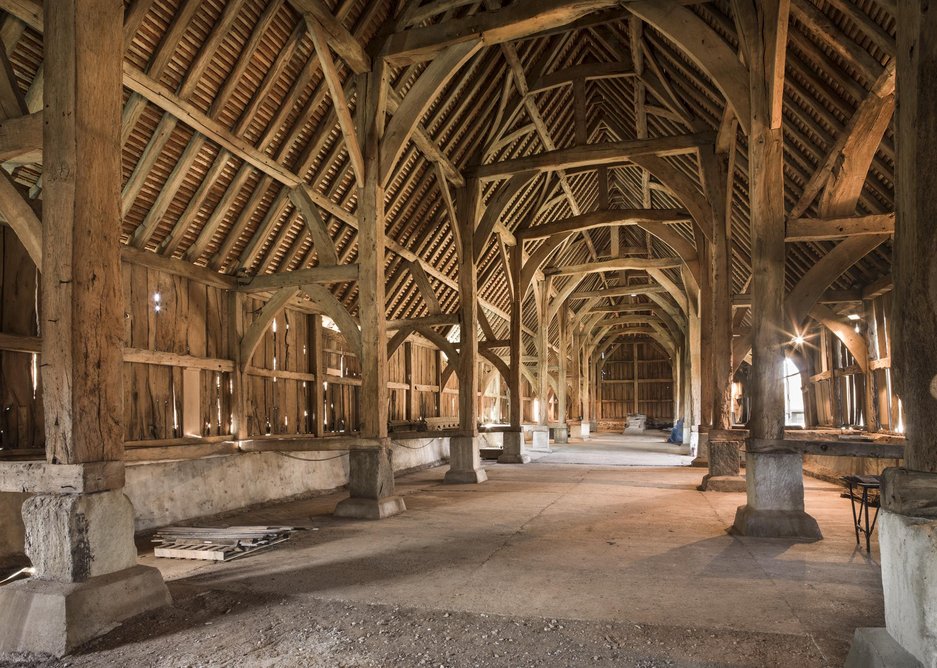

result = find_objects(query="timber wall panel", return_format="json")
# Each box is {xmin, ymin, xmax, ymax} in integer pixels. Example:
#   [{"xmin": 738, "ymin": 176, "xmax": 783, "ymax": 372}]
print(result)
[
  {"xmin": 122, "ymin": 262, "xmax": 231, "ymax": 442},
  {"xmin": 0, "ymin": 228, "xmax": 42, "ymax": 449}
]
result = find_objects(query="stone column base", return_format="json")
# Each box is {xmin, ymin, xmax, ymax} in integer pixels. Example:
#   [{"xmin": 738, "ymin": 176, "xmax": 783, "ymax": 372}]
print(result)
[
  {"xmin": 698, "ymin": 474, "xmax": 746, "ymax": 492},
  {"xmin": 0, "ymin": 564, "xmax": 171, "ymax": 657},
  {"xmin": 443, "ymin": 435, "xmax": 487, "ymax": 484},
  {"xmin": 333, "ymin": 496, "xmax": 406, "ymax": 520},
  {"xmin": 845, "ymin": 628, "xmax": 922, "ymax": 667},
  {"xmin": 553, "ymin": 424, "xmax": 569, "ymax": 444},
  {"xmin": 699, "ymin": 439, "xmax": 743, "ymax": 491},
  {"xmin": 731, "ymin": 451, "xmax": 821, "ymax": 539},
  {"xmin": 334, "ymin": 447, "xmax": 406, "ymax": 519},
  {"xmin": 530, "ymin": 427, "xmax": 551, "ymax": 453},
  {"xmin": 732, "ymin": 505, "xmax": 822, "ymax": 540},
  {"xmin": 878, "ymin": 499, "xmax": 937, "ymax": 665},
  {"xmin": 497, "ymin": 431, "xmax": 530, "ymax": 464}
]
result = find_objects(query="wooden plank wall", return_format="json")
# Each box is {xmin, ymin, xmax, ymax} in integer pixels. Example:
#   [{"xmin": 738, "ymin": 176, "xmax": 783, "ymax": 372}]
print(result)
[
  {"xmin": 321, "ymin": 328, "xmax": 359, "ymax": 433},
  {"xmin": 0, "ymin": 228, "xmax": 42, "ymax": 450},
  {"xmin": 597, "ymin": 338, "xmax": 674, "ymax": 421},
  {"xmin": 803, "ymin": 293, "xmax": 901, "ymax": 434},
  {"xmin": 0, "ymin": 242, "xmax": 533, "ymax": 452},
  {"xmin": 123, "ymin": 262, "xmax": 231, "ymax": 441},
  {"xmin": 245, "ymin": 300, "xmax": 310, "ymax": 437},
  {"xmin": 479, "ymin": 362, "xmax": 509, "ymax": 423}
]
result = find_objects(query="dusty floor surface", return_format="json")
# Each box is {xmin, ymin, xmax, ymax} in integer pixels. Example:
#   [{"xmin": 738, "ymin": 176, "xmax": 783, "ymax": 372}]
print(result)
[{"xmin": 1, "ymin": 434, "xmax": 884, "ymax": 667}]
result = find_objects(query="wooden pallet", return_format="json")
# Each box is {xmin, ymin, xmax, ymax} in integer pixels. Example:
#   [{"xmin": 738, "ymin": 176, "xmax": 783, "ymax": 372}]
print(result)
[
  {"xmin": 153, "ymin": 537, "xmax": 289, "ymax": 561},
  {"xmin": 152, "ymin": 525, "xmax": 295, "ymax": 561}
]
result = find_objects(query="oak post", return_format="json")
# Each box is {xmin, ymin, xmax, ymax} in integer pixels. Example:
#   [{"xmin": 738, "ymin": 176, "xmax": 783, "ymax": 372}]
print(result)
[
  {"xmin": 731, "ymin": 0, "xmax": 819, "ymax": 538},
  {"xmin": 0, "ymin": 1, "xmax": 171, "ymax": 654},
  {"xmin": 334, "ymin": 65, "xmax": 405, "ymax": 519}
]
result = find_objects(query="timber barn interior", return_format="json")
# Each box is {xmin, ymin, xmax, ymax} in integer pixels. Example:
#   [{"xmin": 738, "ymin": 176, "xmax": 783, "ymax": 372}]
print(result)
[{"xmin": 0, "ymin": 0, "xmax": 935, "ymax": 666}]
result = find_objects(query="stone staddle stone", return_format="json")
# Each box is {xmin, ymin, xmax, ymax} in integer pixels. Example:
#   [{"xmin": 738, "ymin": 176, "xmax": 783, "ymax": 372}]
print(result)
[{"xmin": 24, "ymin": 489, "xmax": 137, "ymax": 583}]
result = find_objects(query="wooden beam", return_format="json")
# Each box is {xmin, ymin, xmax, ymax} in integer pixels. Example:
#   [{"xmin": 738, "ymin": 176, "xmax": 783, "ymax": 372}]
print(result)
[
  {"xmin": 732, "ymin": 0, "xmax": 790, "ymax": 451},
  {"xmin": 0, "ymin": 168, "xmax": 40, "ymax": 266},
  {"xmin": 121, "ymin": 245, "xmax": 237, "ymax": 290},
  {"xmin": 0, "ymin": 461, "xmax": 125, "ymax": 494},
  {"xmin": 518, "ymin": 208, "xmax": 691, "ymax": 240},
  {"xmin": 628, "ymin": 0, "xmax": 751, "ymax": 134},
  {"xmin": 790, "ymin": 62, "xmax": 896, "ymax": 219},
  {"xmin": 289, "ymin": 185, "xmax": 339, "ymax": 265},
  {"xmin": 288, "ymin": 0, "xmax": 370, "ymax": 74},
  {"xmin": 387, "ymin": 88, "xmax": 463, "ymax": 186},
  {"xmin": 380, "ymin": 40, "xmax": 482, "ymax": 184},
  {"xmin": 122, "ymin": 348, "xmax": 235, "ymax": 372},
  {"xmin": 862, "ymin": 274, "xmax": 892, "ymax": 300},
  {"xmin": 0, "ymin": 109, "xmax": 41, "ymax": 163},
  {"xmin": 528, "ymin": 61, "xmax": 635, "ymax": 94},
  {"xmin": 785, "ymin": 212, "xmax": 895, "ymax": 241},
  {"xmin": 894, "ymin": 0, "xmax": 937, "ymax": 471},
  {"xmin": 240, "ymin": 287, "xmax": 300, "ymax": 370},
  {"xmin": 570, "ymin": 285, "xmax": 668, "ymax": 300},
  {"xmin": 123, "ymin": 62, "xmax": 365, "ymax": 230},
  {"xmin": 544, "ymin": 257, "xmax": 681, "ymax": 277},
  {"xmin": 469, "ymin": 132, "xmax": 714, "ymax": 180},
  {"xmin": 306, "ymin": 16, "xmax": 365, "ymax": 184},
  {"xmin": 381, "ymin": 0, "xmax": 619, "ymax": 65},
  {"xmin": 0, "ymin": 331, "xmax": 41, "ymax": 353},
  {"xmin": 386, "ymin": 314, "xmax": 460, "ymax": 330},
  {"xmin": 238, "ymin": 265, "xmax": 358, "ymax": 293},
  {"xmin": 405, "ymin": 259, "xmax": 442, "ymax": 315}
]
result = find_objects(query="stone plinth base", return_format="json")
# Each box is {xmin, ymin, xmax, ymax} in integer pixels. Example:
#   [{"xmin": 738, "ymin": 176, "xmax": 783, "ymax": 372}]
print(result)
[
  {"xmin": 553, "ymin": 425, "xmax": 569, "ymax": 445},
  {"xmin": 333, "ymin": 496, "xmax": 406, "ymax": 520},
  {"xmin": 24, "ymin": 490, "xmax": 137, "ymax": 581},
  {"xmin": 443, "ymin": 436, "xmax": 487, "ymax": 484},
  {"xmin": 877, "ymin": 508, "xmax": 937, "ymax": 665},
  {"xmin": 530, "ymin": 427, "xmax": 551, "ymax": 453},
  {"xmin": 731, "ymin": 451, "xmax": 820, "ymax": 538},
  {"xmin": 845, "ymin": 628, "xmax": 922, "ymax": 668},
  {"xmin": 335, "ymin": 447, "xmax": 405, "ymax": 519},
  {"xmin": 700, "ymin": 439, "xmax": 743, "ymax": 490},
  {"xmin": 498, "ymin": 431, "xmax": 530, "ymax": 464},
  {"xmin": 732, "ymin": 505, "xmax": 822, "ymax": 540},
  {"xmin": 709, "ymin": 439, "xmax": 742, "ymax": 476},
  {"xmin": 699, "ymin": 474, "xmax": 746, "ymax": 492},
  {"xmin": 0, "ymin": 565, "xmax": 171, "ymax": 657}
]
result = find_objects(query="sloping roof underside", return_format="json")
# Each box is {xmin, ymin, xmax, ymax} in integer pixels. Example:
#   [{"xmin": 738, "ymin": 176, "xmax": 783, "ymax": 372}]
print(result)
[{"xmin": 1, "ymin": 0, "xmax": 895, "ymax": 353}]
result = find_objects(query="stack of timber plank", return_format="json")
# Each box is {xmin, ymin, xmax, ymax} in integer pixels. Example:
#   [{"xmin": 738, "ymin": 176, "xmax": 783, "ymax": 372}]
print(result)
[{"xmin": 152, "ymin": 525, "xmax": 296, "ymax": 561}]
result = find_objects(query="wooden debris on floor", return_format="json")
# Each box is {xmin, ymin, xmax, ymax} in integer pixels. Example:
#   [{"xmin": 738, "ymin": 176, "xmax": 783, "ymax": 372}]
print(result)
[{"xmin": 152, "ymin": 526, "xmax": 297, "ymax": 561}]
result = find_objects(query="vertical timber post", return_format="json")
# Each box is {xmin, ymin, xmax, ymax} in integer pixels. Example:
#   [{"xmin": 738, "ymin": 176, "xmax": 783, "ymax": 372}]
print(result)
[
  {"xmin": 333, "ymin": 65, "xmax": 405, "ymax": 520},
  {"xmin": 731, "ymin": 0, "xmax": 820, "ymax": 538},
  {"xmin": 0, "ymin": 0, "xmax": 170, "ymax": 655},
  {"xmin": 554, "ymin": 302, "xmax": 569, "ymax": 444},
  {"xmin": 499, "ymin": 243, "xmax": 529, "ymax": 463},
  {"xmin": 445, "ymin": 178, "xmax": 486, "ymax": 483},
  {"xmin": 846, "ymin": 3, "xmax": 937, "ymax": 663},
  {"xmin": 700, "ymin": 141, "xmax": 745, "ymax": 491}
]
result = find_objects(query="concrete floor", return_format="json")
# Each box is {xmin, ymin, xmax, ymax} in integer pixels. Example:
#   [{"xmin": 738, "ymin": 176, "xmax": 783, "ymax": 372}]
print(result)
[
  {"xmin": 529, "ymin": 431, "xmax": 694, "ymax": 466},
  {"xmin": 3, "ymin": 433, "xmax": 885, "ymax": 667}
]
